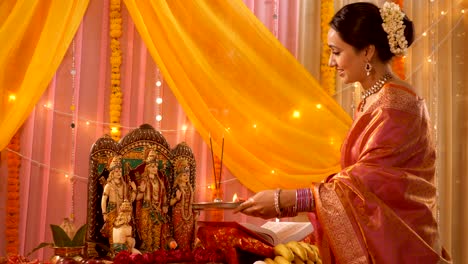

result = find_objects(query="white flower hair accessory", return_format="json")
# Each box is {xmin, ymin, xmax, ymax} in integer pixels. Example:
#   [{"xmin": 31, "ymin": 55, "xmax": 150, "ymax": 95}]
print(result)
[{"xmin": 380, "ymin": 2, "xmax": 408, "ymax": 55}]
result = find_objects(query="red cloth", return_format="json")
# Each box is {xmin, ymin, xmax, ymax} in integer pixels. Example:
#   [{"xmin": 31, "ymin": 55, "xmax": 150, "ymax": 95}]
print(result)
[{"xmin": 197, "ymin": 225, "xmax": 274, "ymax": 264}]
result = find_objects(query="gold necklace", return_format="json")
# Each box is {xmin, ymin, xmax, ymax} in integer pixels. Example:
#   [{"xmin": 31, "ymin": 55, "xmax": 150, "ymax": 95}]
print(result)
[{"xmin": 359, "ymin": 73, "xmax": 392, "ymax": 112}]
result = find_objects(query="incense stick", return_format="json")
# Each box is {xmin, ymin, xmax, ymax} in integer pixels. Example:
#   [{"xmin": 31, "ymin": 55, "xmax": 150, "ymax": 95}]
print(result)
[
  {"xmin": 219, "ymin": 136, "xmax": 224, "ymax": 190},
  {"xmin": 209, "ymin": 134, "xmax": 218, "ymax": 189}
]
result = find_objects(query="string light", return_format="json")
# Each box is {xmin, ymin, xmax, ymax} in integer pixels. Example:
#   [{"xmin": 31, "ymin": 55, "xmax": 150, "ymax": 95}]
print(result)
[
  {"xmin": 70, "ymin": 38, "xmax": 78, "ymax": 221},
  {"xmin": 252, "ymin": 124, "xmax": 257, "ymax": 128},
  {"xmin": 316, "ymin": 104, "xmax": 322, "ymax": 109},
  {"xmin": 272, "ymin": 0, "xmax": 278, "ymax": 38},
  {"xmin": 155, "ymin": 68, "xmax": 163, "ymax": 130},
  {"xmin": 292, "ymin": 111, "xmax": 300, "ymax": 118},
  {"xmin": 40, "ymin": 103, "xmax": 194, "ymax": 133},
  {"xmin": 8, "ymin": 94, "xmax": 16, "ymax": 102}
]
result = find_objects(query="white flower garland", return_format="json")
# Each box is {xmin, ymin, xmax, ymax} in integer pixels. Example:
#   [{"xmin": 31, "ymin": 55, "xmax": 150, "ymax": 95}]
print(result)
[{"xmin": 380, "ymin": 2, "xmax": 408, "ymax": 55}]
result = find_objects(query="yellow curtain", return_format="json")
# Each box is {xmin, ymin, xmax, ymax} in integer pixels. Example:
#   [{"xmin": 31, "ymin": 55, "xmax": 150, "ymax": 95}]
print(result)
[
  {"xmin": 0, "ymin": 0, "xmax": 90, "ymax": 150},
  {"xmin": 123, "ymin": 0, "xmax": 352, "ymax": 191}
]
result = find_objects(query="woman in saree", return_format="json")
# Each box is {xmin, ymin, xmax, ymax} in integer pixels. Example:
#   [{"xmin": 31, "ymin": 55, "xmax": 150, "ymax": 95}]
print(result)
[{"xmin": 235, "ymin": 2, "xmax": 451, "ymax": 263}]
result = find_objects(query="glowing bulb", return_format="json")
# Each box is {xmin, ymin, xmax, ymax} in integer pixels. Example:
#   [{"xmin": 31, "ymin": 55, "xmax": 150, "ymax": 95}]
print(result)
[
  {"xmin": 252, "ymin": 124, "xmax": 257, "ymax": 128},
  {"xmin": 440, "ymin": 11, "xmax": 446, "ymax": 15},
  {"xmin": 207, "ymin": 185, "xmax": 211, "ymax": 189},
  {"xmin": 65, "ymin": 174, "xmax": 69, "ymax": 178},
  {"xmin": 292, "ymin": 111, "xmax": 300, "ymax": 118},
  {"xmin": 316, "ymin": 104, "xmax": 322, "ymax": 109},
  {"xmin": 181, "ymin": 124, "xmax": 188, "ymax": 131},
  {"xmin": 156, "ymin": 81, "xmax": 162, "ymax": 87},
  {"xmin": 427, "ymin": 58, "xmax": 432, "ymax": 63},
  {"xmin": 422, "ymin": 32, "xmax": 427, "ymax": 37},
  {"xmin": 8, "ymin": 94, "xmax": 16, "ymax": 102},
  {"xmin": 156, "ymin": 115, "xmax": 162, "ymax": 121},
  {"xmin": 226, "ymin": 127, "xmax": 231, "ymax": 131},
  {"xmin": 156, "ymin": 97, "xmax": 163, "ymax": 104},
  {"xmin": 354, "ymin": 82, "xmax": 359, "ymax": 88},
  {"xmin": 86, "ymin": 121, "xmax": 90, "ymax": 125},
  {"xmin": 111, "ymin": 127, "xmax": 118, "ymax": 133},
  {"xmin": 271, "ymin": 170, "xmax": 275, "ymax": 174},
  {"xmin": 461, "ymin": 9, "xmax": 465, "ymax": 14}
]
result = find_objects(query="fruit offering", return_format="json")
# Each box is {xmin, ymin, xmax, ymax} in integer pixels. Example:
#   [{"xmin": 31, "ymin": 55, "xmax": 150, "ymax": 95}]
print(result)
[{"xmin": 257, "ymin": 242, "xmax": 322, "ymax": 264}]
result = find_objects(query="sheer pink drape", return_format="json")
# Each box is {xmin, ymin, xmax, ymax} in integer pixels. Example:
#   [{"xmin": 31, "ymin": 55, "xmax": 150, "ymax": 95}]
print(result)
[{"xmin": 0, "ymin": 0, "xmax": 300, "ymax": 258}]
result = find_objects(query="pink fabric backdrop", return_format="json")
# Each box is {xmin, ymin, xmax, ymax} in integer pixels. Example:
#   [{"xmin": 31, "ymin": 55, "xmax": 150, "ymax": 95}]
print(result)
[{"xmin": 0, "ymin": 0, "xmax": 300, "ymax": 258}]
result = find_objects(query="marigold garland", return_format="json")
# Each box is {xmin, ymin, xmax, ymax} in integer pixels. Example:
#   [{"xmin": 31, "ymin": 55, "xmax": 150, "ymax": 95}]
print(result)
[
  {"xmin": 109, "ymin": 0, "xmax": 123, "ymax": 141},
  {"xmin": 320, "ymin": 0, "xmax": 336, "ymax": 96},
  {"xmin": 6, "ymin": 131, "xmax": 21, "ymax": 256}
]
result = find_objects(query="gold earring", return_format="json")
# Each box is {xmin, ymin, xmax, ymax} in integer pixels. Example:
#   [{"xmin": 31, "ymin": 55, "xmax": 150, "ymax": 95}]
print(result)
[{"xmin": 365, "ymin": 62, "xmax": 372, "ymax": 76}]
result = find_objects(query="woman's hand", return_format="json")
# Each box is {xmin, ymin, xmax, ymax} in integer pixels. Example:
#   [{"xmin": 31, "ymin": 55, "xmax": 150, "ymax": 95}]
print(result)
[{"xmin": 233, "ymin": 190, "xmax": 278, "ymax": 219}]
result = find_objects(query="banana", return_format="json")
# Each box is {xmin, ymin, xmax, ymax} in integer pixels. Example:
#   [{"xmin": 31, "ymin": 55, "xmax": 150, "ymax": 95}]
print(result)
[
  {"xmin": 274, "ymin": 255, "xmax": 292, "ymax": 264},
  {"xmin": 309, "ymin": 244, "xmax": 320, "ymax": 255},
  {"xmin": 264, "ymin": 258, "xmax": 277, "ymax": 264},
  {"xmin": 298, "ymin": 242, "xmax": 316, "ymax": 262},
  {"xmin": 286, "ymin": 241, "xmax": 307, "ymax": 261},
  {"xmin": 293, "ymin": 255, "xmax": 305, "ymax": 264},
  {"xmin": 274, "ymin": 243, "xmax": 295, "ymax": 261}
]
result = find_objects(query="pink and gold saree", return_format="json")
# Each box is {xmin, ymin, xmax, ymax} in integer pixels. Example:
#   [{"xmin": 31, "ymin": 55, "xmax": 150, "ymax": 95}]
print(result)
[{"xmin": 311, "ymin": 84, "xmax": 451, "ymax": 264}]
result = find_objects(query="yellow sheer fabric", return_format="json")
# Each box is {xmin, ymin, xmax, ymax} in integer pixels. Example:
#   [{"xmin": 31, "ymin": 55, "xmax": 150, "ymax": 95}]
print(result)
[
  {"xmin": 123, "ymin": 0, "xmax": 352, "ymax": 191},
  {"xmin": 0, "ymin": 0, "xmax": 89, "ymax": 150}
]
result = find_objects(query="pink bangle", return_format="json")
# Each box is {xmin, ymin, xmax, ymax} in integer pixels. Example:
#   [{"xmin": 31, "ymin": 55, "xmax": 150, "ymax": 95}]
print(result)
[{"xmin": 296, "ymin": 188, "xmax": 314, "ymax": 212}]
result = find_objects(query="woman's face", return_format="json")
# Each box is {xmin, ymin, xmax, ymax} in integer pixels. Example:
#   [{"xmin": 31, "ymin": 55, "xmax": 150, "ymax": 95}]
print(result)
[
  {"xmin": 179, "ymin": 172, "xmax": 189, "ymax": 183},
  {"xmin": 148, "ymin": 163, "xmax": 158, "ymax": 175},
  {"xmin": 327, "ymin": 28, "xmax": 367, "ymax": 84}
]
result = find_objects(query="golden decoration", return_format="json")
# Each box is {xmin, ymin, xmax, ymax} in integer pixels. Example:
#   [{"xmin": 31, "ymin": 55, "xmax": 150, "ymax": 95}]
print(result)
[{"xmin": 109, "ymin": 0, "xmax": 123, "ymax": 141}]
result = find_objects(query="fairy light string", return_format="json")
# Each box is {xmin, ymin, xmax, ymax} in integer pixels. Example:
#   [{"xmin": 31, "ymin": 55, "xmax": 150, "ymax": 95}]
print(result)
[
  {"xmin": 272, "ymin": 0, "xmax": 278, "ymax": 38},
  {"xmin": 155, "ymin": 68, "xmax": 163, "ymax": 130},
  {"xmin": 70, "ymin": 39, "xmax": 77, "ymax": 221}
]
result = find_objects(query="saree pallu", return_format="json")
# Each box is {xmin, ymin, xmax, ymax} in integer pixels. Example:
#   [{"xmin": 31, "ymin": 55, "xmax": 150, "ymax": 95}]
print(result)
[{"xmin": 311, "ymin": 84, "xmax": 451, "ymax": 264}]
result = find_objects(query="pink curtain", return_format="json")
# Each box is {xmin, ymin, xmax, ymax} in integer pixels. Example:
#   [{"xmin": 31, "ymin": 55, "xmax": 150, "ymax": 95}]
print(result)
[{"xmin": 0, "ymin": 0, "xmax": 300, "ymax": 258}]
